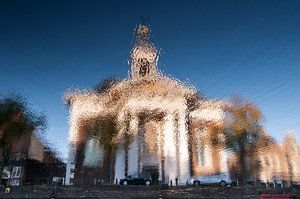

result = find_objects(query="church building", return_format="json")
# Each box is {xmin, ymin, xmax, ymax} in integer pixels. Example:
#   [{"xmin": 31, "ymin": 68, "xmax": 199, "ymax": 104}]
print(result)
[{"xmin": 64, "ymin": 24, "xmax": 225, "ymax": 185}]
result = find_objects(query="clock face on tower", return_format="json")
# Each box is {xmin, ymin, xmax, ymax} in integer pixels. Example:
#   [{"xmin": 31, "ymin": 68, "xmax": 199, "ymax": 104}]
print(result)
[{"xmin": 138, "ymin": 58, "xmax": 150, "ymax": 77}]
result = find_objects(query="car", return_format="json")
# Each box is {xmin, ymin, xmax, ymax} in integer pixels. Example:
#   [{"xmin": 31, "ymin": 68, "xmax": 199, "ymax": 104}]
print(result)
[
  {"xmin": 259, "ymin": 178, "xmax": 285, "ymax": 187},
  {"xmin": 291, "ymin": 181, "xmax": 300, "ymax": 188},
  {"xmin": 119, "ymin": 174, "xmax": 151, "ymax": 186},
  {"xmin": 187, "ymin": 173, "xmax": 232, "ymax": 187}
]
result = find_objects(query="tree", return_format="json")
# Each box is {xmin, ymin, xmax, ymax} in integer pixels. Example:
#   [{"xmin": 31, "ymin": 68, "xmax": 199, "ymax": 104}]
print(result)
[
  {"xmin": 0, "ymin": 94, "xmax": 46, "ymax": 174},
  {"xmin": 211, "ymin": 96, "xmax": 273, "ymax": 186},
  {"xmin": 94, "ymin": 76, "xmax": 120, "ymax": 94}
]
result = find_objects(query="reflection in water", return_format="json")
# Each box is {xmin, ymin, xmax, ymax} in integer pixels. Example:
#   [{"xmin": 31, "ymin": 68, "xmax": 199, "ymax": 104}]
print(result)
[
  {"xmin": 64, "ymin": 24, "xmax": 300, "ymax": 187},
  {"xmin": 0, "ymin": 94, "xmax": 65, "ymax": 186}
]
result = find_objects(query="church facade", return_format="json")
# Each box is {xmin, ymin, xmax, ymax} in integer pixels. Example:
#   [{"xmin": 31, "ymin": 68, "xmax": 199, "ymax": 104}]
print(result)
[{"xmin": 64, "ymin": 24, "xmax": 225, "ymax": 185}]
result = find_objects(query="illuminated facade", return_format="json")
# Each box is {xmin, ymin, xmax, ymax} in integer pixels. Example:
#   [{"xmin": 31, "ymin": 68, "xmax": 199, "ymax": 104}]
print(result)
[{"xmin": 64, "ymin": 24, "xmax": 225, "ymax": 185}]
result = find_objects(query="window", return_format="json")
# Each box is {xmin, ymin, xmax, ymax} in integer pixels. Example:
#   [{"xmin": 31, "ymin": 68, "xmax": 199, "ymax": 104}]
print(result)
[
  {"xmin": 11, "ymin": 166, "xmax": 22, "ymax": 178},
  {"xmin": 9, "ymin": 179, "xmax": 20, "ymax": 186},
  {"xmin": 138, "ymin": 58, "xmax": 150, "ymax": 77}
]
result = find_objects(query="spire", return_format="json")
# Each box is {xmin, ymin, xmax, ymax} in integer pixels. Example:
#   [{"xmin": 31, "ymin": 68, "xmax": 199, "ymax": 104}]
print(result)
[{"xmin": 130, "ymin": 23, "xmax": 159, "ymax": 80}]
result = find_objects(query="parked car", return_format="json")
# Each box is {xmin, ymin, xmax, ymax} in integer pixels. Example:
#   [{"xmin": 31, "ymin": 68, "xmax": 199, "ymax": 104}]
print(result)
[
  {"xmin": 291, "ymin": 181, "xmax": 300, "ymax": 188},
  {"xmin": 187, "ymin": 173, "xmax": 232, "ymax": 187},
  {"xmin": 119, "ymin": 174, "xmax": 151, "ymax": 186},
  {"xmin": 259, "ymin": 178, "xmax": 285, "ymax": 187}
]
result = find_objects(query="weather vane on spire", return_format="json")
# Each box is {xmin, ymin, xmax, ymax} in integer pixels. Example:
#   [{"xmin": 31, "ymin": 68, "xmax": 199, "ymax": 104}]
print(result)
[
  {"xmin": 136, "ymin": 24, "xmax": 150, "ymax": 39},
  {"xmin": 136, "ymin": 16, "xmax": 151, "ymax": 40}
]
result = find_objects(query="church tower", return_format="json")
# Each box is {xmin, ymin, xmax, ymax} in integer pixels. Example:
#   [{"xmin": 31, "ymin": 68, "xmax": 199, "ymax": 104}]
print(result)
[{"xmin": 130, "ymin": 24, "xmax": 159, "ymax": 80}]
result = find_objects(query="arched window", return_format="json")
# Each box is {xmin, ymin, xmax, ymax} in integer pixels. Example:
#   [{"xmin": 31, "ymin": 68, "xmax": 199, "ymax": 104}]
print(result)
[{"xmin": 138, "ymin": 58, "xmax": 150, "ymax": 77}]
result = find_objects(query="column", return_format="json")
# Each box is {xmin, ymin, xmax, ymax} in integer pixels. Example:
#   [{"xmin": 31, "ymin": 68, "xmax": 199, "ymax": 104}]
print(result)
[
  {"xmin": 115, "ymin": 116, "xmax": 126, "ymax": 183},
  {"xmin": 163, "ymin": 114, "xmax": 177, "ymax": 184},
  {"xmin": 178, "ymin": 113, "xmax": 190, "ymax": 184},
  {"xmin": 65, "ymin": 115, "xmax": 80, "ymax": 185},
  {"xmin": 137, "ymin": 115, "xmax": 146, "ymax": 175},
  {"xmin": 155, "ymin": 120, "xmax": 166, "ymax": 182},
  {"xmin": 114, "ymin": 145, "xmax": 125, "ymax": 183},
  {"xmin": 174, "ymin": 114, "xmax": 181, "ymax": 182},
  {"xmin": 127, "ymin": 116, "xmax": 139, "ymax": 176}
]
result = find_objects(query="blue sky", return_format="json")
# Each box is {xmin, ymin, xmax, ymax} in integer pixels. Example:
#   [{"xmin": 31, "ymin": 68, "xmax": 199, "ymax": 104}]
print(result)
[{"xmin": 0, "ymin": 0, "xmax": 299, "ymax": 160}]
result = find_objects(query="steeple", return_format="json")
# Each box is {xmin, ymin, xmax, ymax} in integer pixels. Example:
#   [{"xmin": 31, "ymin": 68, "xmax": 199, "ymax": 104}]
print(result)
[{"xmin": 130, "ymin": 24, "xmax": 159, "ymax": 80}]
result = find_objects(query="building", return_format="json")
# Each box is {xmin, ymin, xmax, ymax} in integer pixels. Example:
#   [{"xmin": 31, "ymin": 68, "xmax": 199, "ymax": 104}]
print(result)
[
  {"xmin": 1, "ymin": 132, "xmax": 65, "ymax": 186},
  {"xmin": 258, "ymin": 133, "xmax": 300, "ymax": 186},
  {"xmin": 224, "ymin": 131, "xmax": 300, "ymax": 186},
  {"xmin": 64, "ymin": 24, "xmax": 225, "ymax": 185}
]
